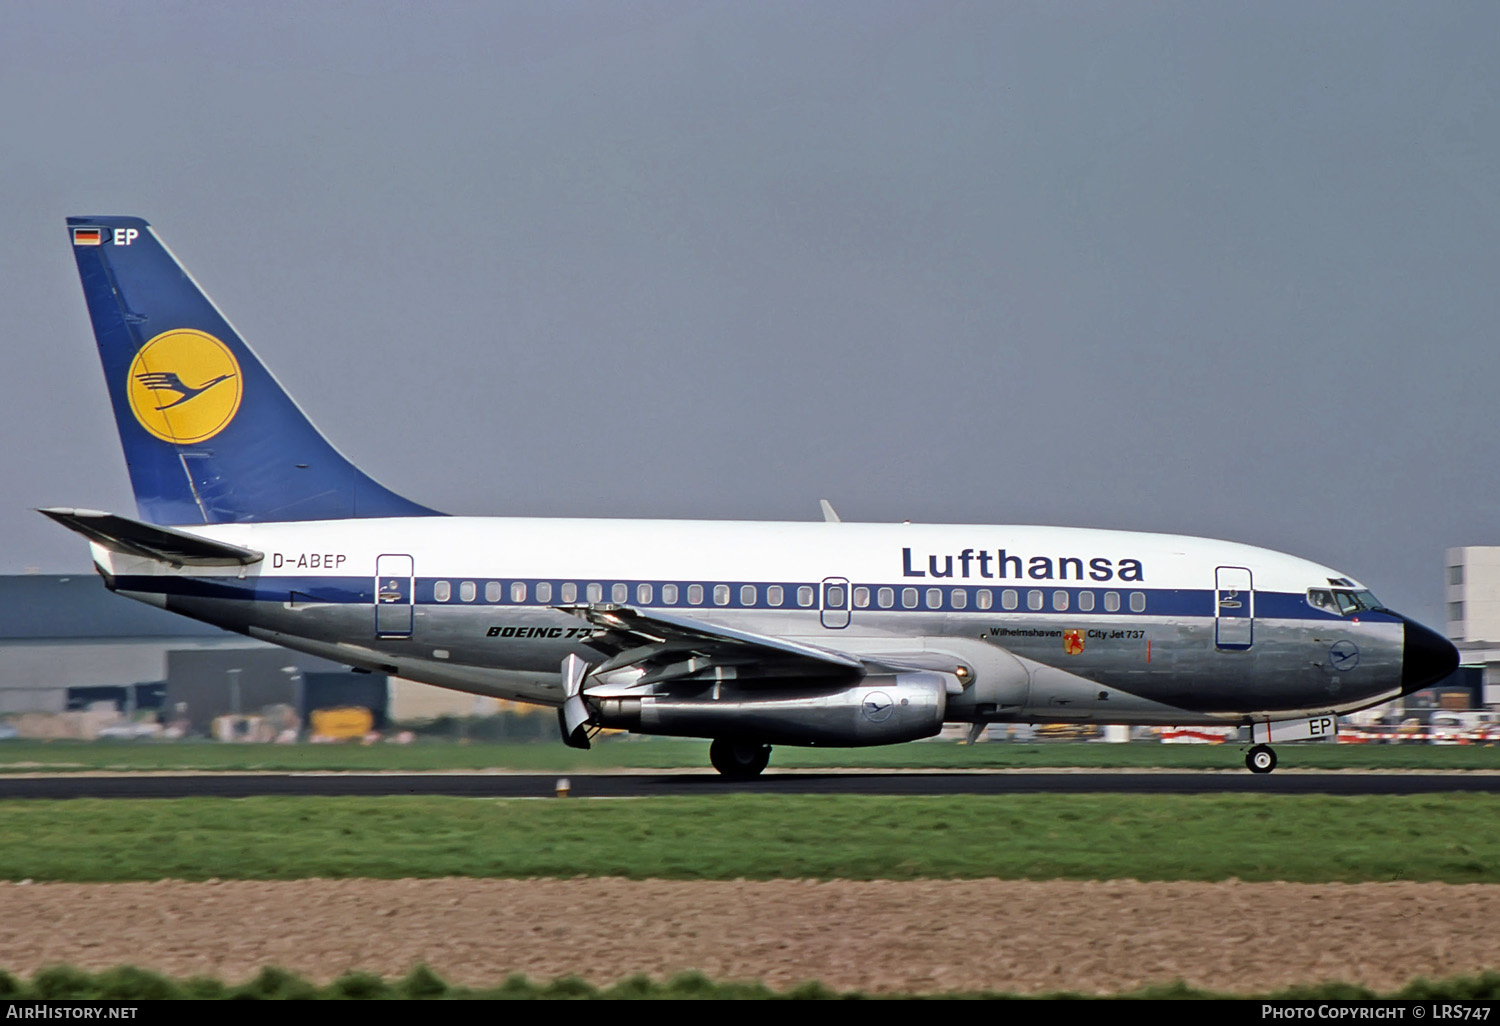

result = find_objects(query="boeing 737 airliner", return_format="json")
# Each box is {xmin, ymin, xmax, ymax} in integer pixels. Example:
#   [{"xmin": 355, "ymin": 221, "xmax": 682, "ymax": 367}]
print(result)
[{"xmin": 47, "ymin": 216, "xmax": 1458, "ymax": 776}]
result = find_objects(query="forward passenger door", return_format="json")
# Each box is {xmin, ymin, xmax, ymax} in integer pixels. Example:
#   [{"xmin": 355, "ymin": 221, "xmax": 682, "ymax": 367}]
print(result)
[{"xmin": 1215, "ymin": 566, "xmax": 1253, "ymax": 650}]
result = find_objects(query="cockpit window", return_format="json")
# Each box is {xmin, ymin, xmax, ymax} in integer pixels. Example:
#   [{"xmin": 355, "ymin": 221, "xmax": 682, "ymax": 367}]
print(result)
[
  {"xmin": 1308, "ymin": 589, "xmax": 1337, "ymax": 614},
  {"xmin": 1309, "ymin": 588, "xmax": 1384, "ymax": 616}
]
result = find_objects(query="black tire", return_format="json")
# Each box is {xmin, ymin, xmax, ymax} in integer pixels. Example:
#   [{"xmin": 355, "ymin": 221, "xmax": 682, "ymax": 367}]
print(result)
[
  {"xmin": 709, "ymin": 739, "xmax": 771, "ymax": 779},
  {"xmin": 1245, "ymin": 744, "xmax": 1277, "ymax": 774}
]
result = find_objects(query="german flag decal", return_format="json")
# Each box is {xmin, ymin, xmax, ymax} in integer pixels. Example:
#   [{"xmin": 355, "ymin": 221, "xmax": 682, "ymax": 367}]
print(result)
[{"xmin": 71, "ymin": 227, "xmax": 103, "ymax": 246}]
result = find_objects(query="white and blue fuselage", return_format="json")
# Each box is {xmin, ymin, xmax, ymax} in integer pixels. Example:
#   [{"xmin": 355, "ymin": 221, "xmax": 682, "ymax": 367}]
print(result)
[
  {"xmin": 93, "ymin": 517, "xmax": 1445, "ymax": 727},
  {"xmin": 51, "ymin": 216, "xmax": 1458, "ymax": 775}
]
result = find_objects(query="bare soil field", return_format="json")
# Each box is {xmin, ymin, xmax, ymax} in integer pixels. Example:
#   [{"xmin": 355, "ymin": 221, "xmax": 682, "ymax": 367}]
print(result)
[{"xmin": 1, "ymin": 877, "xmax": 1495, "ymax": 995}]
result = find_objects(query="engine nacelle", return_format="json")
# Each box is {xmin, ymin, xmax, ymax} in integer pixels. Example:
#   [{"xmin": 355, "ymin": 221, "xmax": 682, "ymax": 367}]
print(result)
[{"xmin": 592, "ymin": 671, "xmax": 948, "ymax": 747}]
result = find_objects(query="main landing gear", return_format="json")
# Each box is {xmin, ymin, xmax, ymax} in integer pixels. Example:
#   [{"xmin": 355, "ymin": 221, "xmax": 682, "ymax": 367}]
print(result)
[
  {"xmin": 709, "ymin": 739, "xmax": 772, "ymax": 780},
  {"xmin": 1245, "ymin": 744, "xmax": 1277, "ymax": 774}
]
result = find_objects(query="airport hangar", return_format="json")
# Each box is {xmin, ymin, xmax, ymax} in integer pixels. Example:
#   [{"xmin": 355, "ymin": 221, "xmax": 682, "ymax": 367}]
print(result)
[{"xmin": 0, "ymin": 574, "xmax": 500, "ymax": 736}]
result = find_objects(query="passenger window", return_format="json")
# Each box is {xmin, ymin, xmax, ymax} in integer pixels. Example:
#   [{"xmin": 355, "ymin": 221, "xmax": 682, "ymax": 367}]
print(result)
[
  {"xmin": 510, "ymin": 581, "xmax": 527, "ymax": 603},
  {"xmin": 688, "ymin": 584, "xmax": 704, "ymax": 605},
  {"xmin": 662, "ymin": 583, "xmax": 678, "ymax": 604},
  {"xmin": 561, "ymin": 582, "xmax": 578, "ymax": 603},
  {"xmin": 975, "ymin": 589, "xmax": 992, "ymax": 610},
  {"xmin": 767, "ymin": 585, "xmax": 783, "ymax": 607},
  {"xmin": 586, "ymin": 583, "xmax": 603, "ymax": 603},
  {"xmin": 714, "ymin": 584, "xmax": 730, "ymax": 606},
  {"xmin": 1052, "ymin": 590, "xmax": 1068, "ymax": 612},
  {"xmin": 951, "ymin": 588, "xmax": 967, "ymax": 610},
  {"xmin": 1027, "ymin": 590, "xmax": 1043, "ymax": 611},
  {"xmin": 1104, "ymin": 591, "xmax": 1120, "ymax": 612},
  {"xmin": 460, "ymin": 581, "xmax": 476, "ymax": 602},
  {"xmin": 1130, "ymin": 591, "xmax": 1146, "ymax": 613},
  {"xmin": 1001, "ymin": 589, "xmax": 1018, "ymax": 611},
  {"xmin": 637, "ymin": 583, "xmax": 653, "ymax": 605},
  {"xmin": 434, "ymin": 580, "xmax": 451, "ymax": 602},
  {"xmin": 924, "ymin": 587, "xmax": 941, "ymax": 608},
  {"xmin": 902, "ymin": 587, "xmax": 918, "ymax": 609},
  {"xmin": 740, "ymin": 584, "xmax": 757, "ymax": 606},
  {"xmin": 1077, "ymin": 590, "xmax": 1094, "ymax": 612},
  {"xmin": 535, "ymin": 582, "xmax": 552, "ymax": 603},
  {"xmin": 826, "ymin": 585, "xmax": 846, "ymax": 607},
  {"xmin": 877, "ymin": 587, "xmax": 894, "ymax": 608},
  {"xmin": 797, "ymin": 586, "xmax": 814, "ymax": 607},
  {"xmin": 612, "ymin": 583, "xmax": 628, "ymax": 603},
  {"xmin": 853, "ymin": 586, "xmax": 870, "ymax": 608},
  {"xmin": 484, "ymin": 581, "xmax": 502, "ymax": 603}
]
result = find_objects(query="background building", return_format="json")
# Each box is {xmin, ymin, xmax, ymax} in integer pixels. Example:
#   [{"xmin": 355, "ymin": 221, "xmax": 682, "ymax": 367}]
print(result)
[
  {"xmin": 0, "ymin": 574, "xmax": 414, "ymax": 735},
  {"xmin": 1444, "ymin": 547, "xmax": 1500, "ymax": 708}
]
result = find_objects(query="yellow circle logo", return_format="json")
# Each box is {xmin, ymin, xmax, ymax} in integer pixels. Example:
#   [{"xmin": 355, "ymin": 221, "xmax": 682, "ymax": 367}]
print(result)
[{"xmin": 126, "ymin": 329, "xmax": 242, "ymax": 444}]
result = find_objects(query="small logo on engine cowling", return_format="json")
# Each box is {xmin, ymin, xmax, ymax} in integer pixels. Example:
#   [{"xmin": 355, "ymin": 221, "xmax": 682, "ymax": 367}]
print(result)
[{"xmin": 862, "ymin": 691, "xmax": 894, "ymax": 722}]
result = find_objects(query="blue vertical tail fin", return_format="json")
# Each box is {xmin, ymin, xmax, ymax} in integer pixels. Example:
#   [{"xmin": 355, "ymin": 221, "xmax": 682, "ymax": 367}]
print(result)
[{"xmin": 67, "ymin": 216, "xmax": 441, "ymax": 525}]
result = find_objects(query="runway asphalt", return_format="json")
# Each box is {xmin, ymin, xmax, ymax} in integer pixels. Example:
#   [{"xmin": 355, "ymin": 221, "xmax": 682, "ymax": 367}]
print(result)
[{"xmin": 0, "ymin": 770, "xmax": 1497, "ymax": 799}]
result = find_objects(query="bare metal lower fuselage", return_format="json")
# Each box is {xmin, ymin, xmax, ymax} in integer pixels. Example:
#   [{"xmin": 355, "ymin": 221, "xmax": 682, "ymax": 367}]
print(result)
[{"xmin": 124, "ymin": 579, "xmax": 1407, "ymax": 733}]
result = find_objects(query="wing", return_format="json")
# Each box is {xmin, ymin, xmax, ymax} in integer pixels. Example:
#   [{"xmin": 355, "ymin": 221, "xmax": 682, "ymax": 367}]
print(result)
[{"xmin": 557, "ymin": 603, "xmax": 864, "ymax": 692}]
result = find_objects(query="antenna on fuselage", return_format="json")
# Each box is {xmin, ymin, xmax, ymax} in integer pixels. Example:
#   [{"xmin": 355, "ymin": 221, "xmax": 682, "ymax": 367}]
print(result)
[{"xmin": 819, "ymin": 499, "xmax": 841, "ymax": 523}]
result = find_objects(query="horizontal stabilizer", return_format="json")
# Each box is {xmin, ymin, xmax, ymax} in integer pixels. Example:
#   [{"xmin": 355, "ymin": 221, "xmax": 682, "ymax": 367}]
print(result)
[{"xmin": 38, "ymin": 508, "xmax": 263, "ymax": 567}]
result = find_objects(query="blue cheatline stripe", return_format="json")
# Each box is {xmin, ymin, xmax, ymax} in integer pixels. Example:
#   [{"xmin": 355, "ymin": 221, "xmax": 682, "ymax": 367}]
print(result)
[
  {"xmin": 110, "ymin": 575, "xmax": 368, "ymax": 604},
  {"xmin": 110, "ymin": 575, "xmax": 1399, "ymax": 626}
]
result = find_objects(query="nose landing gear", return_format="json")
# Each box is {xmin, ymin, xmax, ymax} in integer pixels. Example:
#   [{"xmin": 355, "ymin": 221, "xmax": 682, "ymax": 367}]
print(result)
[{"xmin": 1245, "ymin": 744, "xmax": 1277, "ymax": 774}]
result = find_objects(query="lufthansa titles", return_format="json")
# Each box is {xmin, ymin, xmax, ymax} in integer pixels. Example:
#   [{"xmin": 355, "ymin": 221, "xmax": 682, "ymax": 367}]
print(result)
[{"xmin": 902, "ymin": 547, "xmax": 1144, "ymax": 582}]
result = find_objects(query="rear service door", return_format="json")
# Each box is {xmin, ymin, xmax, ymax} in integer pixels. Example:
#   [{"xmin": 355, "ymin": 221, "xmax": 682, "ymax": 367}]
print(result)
[{"xmin": 376, "ymin": 554, "xmax": 414, "ymax": 638}]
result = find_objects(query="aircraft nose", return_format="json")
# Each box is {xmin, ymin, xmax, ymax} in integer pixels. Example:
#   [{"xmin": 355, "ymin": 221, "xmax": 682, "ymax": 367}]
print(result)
[{"xmin": 1400, "ymin": 617, "xmax": 1460, "ymax": 695}]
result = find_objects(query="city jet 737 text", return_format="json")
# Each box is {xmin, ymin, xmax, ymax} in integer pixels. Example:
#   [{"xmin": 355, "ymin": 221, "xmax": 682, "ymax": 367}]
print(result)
[{"xmin": 46, "ymin": 216, "xmax": 1458, "ymax": 776}]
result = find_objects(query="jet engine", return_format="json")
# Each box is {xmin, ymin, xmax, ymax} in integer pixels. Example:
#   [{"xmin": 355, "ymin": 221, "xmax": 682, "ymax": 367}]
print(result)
[{"xmin": 590, "ymin": 671, "xmax": 948, "ymax": 746}]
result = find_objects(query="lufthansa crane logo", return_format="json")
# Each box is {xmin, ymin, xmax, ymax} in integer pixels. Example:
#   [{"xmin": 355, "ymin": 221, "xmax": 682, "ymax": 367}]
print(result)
[
  {"xmin": 126, "ymin": 329, "xmax": 242, "ymax": 444},
  {"xmin": 861, "ymin": 691, "xmax": 894, "ymax": 723},
  {"xmin": 1328, "ymin": 640, "xmax": 1360, "ymax": 672}
]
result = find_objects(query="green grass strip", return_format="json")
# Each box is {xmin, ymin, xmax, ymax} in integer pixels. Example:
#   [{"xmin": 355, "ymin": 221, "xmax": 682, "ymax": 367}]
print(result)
[
  {"xmin": 3, "ymin": 964, "xmax": 1500, "ymax": 999},
  {"xmin": 1, "ymin": 737, "xmax": 1498, "ymax": 773},
  {"xmin": 0, "ymin": 794, "xmax": 1494, "ymax": 883}
]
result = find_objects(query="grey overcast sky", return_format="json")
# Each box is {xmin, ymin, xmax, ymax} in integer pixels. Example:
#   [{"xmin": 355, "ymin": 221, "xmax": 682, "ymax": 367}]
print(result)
[{"xmin": 1, "ymin": 1, "xmax": 1497, "ymax": 629}]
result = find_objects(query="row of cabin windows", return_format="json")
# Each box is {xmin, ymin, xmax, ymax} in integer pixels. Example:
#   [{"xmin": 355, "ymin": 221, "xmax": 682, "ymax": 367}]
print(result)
[
  {"xmin": 853, "ymin": 587, "xmax": 1145, "ymax": 613},
  {"xmin": 428, "ymin": 580, "xmax": 1146, "ymax": 614},
  {"xmin": 432, "ymin": 580, "xmax": 820, "ymax": 608}
]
